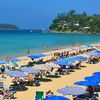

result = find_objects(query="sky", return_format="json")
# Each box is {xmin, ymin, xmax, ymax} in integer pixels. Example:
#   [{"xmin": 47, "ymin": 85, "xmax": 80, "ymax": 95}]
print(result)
[{"xmin": 0, "ymin": 0, "xmax": 100, "ymax": 29}]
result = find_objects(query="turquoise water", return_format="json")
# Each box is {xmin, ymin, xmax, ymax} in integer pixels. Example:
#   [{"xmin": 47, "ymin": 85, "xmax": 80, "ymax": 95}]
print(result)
[{"xmin": 0, "ymin": 31, "xmax": 100, "ymax": 57}]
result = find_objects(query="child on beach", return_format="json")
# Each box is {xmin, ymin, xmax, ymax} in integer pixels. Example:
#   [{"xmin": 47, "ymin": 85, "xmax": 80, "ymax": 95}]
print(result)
[{"xmin": 46, "ymin": 90, "xmax": 54, "ymax": 98}]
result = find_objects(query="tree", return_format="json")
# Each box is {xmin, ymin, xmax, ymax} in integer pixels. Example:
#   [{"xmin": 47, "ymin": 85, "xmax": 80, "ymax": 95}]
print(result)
[{"xmin": 49, "ymin": 10, "xmax": 100, "ymax": 33}]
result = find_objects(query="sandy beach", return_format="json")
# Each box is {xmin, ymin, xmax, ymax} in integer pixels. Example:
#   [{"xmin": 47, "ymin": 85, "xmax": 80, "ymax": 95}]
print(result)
[
  {"xmin": 3, "ymin": 52, "xmax": 100, "ymax": 100},
  {"xmin": 0, "ymin": 43, "xmax": 99, "ymax": 100},
  {"xmin": 0, "ymin": 0, "xmax": 100, "ymax": 100}
]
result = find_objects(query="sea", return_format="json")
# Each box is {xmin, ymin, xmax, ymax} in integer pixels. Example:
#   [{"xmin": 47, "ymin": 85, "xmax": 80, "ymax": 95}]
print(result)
[{"xmin": 0, "ymin": 30, "xmax": 100, "ymax": 58}]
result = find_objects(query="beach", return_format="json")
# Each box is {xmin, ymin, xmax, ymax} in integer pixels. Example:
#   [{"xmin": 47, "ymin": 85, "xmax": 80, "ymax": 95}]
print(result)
[
  {"xmin": 5, "ymin": 57, "xmax": 100, "ymax": 100},
  {"xmin": 0, "ymin": 0, "xmax": 100, "ymax": 100},
  {"xmin": 0, "ymin": 43, "xmax": 99, "ymax": 100}
]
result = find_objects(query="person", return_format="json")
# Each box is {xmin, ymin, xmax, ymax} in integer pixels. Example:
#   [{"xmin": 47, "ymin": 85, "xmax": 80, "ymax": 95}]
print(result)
[
  {"xmin": 0, "ymin": 72, "xmax": 3, "ymax": 78},
  {"xmin": 2, "ymin": 89, "xmax": 12, "ymax": 99},
  {"xmin": 0, "ymin": 89, "xmax": 4, "ymax": 100},
  {"xmin": 19, "ymin": 79, "xmax": 24, "ymax": 90},
  {"xmin": 72, "ymin": 95, "xmax": 77, "ymax": 100},
  {"xmin": 12, "ymin": 67, "xmax": 16, "ymax": 71},
  {"xmin": 87, "ymin": 86, "xmax": 94, "ymax": 97},
  {"xmin": 27, "ymin": 74, "xmax": 34, "ymax": 85},
  {"xmin": 94, "ymin": 93, "xmax": 99, "ymax": 100},
  {"xmin": 84, "ymin": 97, "xmax": 89, "ymax": 100},
  {"xmin": 27, "ymin": 48, "xmax": 30, "ymax": 54},
  {"xmin": 51, "ymin": 68, "xmax": 54, "ymax": 72},
  {"xmin": 34, "ymin": 78, "xmax": 40, "ymax": 86},
  {"xmin": 46, "ymin": 90, "xmax": 54, "ymax": 98},
  {"xmin": 1, "ymin": 65, "xmax": 5, "ymax": 75},
  {"xmin": 32, "ymin": 58, "xmax": 34, "ymax": 61},
  {"xmin": 19, "ymin": 79, "xmax": 24, "ymax": 85},
  {"xmin": 12, "ymin": 77, "xmax": 19, "ymax": 86}
]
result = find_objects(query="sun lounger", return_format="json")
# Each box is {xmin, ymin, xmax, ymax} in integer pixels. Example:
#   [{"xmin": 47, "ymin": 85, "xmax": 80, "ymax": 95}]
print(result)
[{"xmin": 4, "ymin": 91, "xmax": 16, "ymax": 100}]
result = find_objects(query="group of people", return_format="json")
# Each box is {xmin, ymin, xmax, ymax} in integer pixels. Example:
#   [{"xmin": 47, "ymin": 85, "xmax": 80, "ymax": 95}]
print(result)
[
  {"xmin": 88, "ymin": 56, "xmax": 100, "ymax": 64},
  {"xmin": 52, "ymin": 47, "xmax": 96, "ymax": 63},
  {"xmin": 73, "ymin": 86, "xmax": 99, "ymax": 100},
  {"xmin": 11, "ymin": 74, "xmax": 40, "ymax": 90}
]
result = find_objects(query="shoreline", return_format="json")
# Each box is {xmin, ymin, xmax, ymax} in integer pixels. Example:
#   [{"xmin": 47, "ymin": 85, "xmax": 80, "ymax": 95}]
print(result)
[
  {"xmin": 0, "ymin": 45, "xmax": 72, "ymax": 60},
  {"xmin": 50, "ymin": 30, "xmax": 100, "ymax": 34},
  {"xmin": 0, "ymin": 42, "xmax": 99, "ymax": 60}
]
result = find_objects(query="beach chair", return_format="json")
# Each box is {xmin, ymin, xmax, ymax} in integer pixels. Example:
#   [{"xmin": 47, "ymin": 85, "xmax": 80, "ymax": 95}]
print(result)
[
  {"xmin": 5, "ymin": 91, "xmax": 16, "ymax": 100},
  {"xmin": 35, "ymin": 91, "xmax": 44, "ymax": 100},
  {"xmin": 6, "ymin": 66, "xmax": 11, "ymax": 70}
]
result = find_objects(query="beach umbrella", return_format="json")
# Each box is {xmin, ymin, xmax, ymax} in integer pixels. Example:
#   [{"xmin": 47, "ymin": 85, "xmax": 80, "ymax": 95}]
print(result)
[
  {"xmin": 74, "ymin": 81, "xmax": 99, "ymax": 86},
  {"xmin": 28, "ymin": 54, "xmax": 45, "ymax": 59},
  {"xmin": 66, "ymin": 56, "xmax": 87, "ymax": 63},
  {"xmin": 11, "ymin": 61, "xmax": 19, "ymax": 67},
  {"xmin": 93, "ymin": 72, "xmax": 100, "ymax": 76},
  {"xmin": 88, "ymin": 51, "xmax": 100, "ymax": 56},
  {"xmin": 85, "ymin": 75, "xmax": 100, "ymax": 83},
  {"xmin": 57, "ymin": 86, "xmax": 86, "ymax": 95},
  {"xmin": 4, "ymin": 71, "xmax": 25, "ymax": 78},
  {"xmin": 42, "ymin": 96, "xmax": 70, "ymax": 100},
  {"xmin": 0, "ymin": 60, "xmax": 9, "ymax": 65},
  {"xmin": 11, "ymin": 58, "xmax": 21, "ymax": 62},
  {"xmin": 46, "ymin": 62, "xmax": 61, "ymax": 68},
  {"xmin": 54, "ymin": 60, "xmax": 71, "ymax": 68},
  {"xmin": 19, "ymin": 67, "xmax": 40, "ymax": 74},
  {"xmin": 55, "ymin": 60, "xmax": 68, "ymax": 66},
  {"xmin": 76, "ymin": 56, "xmax": 87, "ymax": 60},
  {"xmin": 33, "ymin": 64, "xmax": 51, "ymax": 71}
]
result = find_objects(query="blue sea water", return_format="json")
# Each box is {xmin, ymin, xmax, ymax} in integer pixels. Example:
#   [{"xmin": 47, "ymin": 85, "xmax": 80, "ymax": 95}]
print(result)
[{"xmin": 0, "ymin": 30, "xmax": 100, "ymax": 57}]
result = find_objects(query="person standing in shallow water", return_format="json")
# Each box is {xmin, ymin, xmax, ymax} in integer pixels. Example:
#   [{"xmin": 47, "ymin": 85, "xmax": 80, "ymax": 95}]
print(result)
[{"xmin": 27, "ymin": 48, "xmax": 30, "ymax": 54}]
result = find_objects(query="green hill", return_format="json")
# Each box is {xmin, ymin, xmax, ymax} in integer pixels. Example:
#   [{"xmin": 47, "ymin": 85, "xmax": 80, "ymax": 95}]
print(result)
[{"xmin": 49, "ymin": 10, "xmax": 100, "ymax": 34}]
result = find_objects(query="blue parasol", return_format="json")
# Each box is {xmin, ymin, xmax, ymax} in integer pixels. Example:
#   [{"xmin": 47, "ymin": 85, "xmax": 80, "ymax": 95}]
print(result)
[
  {"xmin": 4, "ymin": 71, "xmax": 25, "ymax": 78},
  {"xmin": 66, "ymin": 56, "xmax": 87, "ymax": 63},
  {"xmin": 42, "ymin": 96, "xmax": 70, "ymax": 100},
  {"xmin": 54, "ymin": 60, "xmax": 68, "ymax": 66},
  {"xmin": 93, "ymin": 72, "xmax": 100, "ymax": 76},
  {"xmin": 19, "ymin": 67, "xmax": 40, "ymax": 74},
  {"xmin": 0, "ymin": 60, "xmax": 9, "ymax": 65},
  {"xmin": 88, "ymin": 51, "xmax": 100, "ymax": 56},
  {"xmin": 11, "ymin": 58, "xmax": 21, "ymax": 62},
  {"xmin": 28, "ymin": 54, "xmax": 45, "ymax": 59},
  {"xmin": 57, "ymin": 86, "xmax": 86, "ymax": 95},
  {"xmin": 85, "ymin": 76, "xmax": 100, "ymax": 83},
  {"xmin": 74, "ymin": 81, "xmax": 99, "ymax": 86}
]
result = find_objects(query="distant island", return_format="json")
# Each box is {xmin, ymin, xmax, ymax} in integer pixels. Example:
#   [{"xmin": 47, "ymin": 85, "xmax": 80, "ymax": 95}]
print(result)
[
  {"xmin": 49, "ymin": 10, "xmax": 100, "ymax": 34},
  {"xmin": 0, "ymin": 24, "xmax": 19, "ymax": 30}
]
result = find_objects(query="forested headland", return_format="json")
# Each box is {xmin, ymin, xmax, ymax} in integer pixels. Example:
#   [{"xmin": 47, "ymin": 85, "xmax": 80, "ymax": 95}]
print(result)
[{"xmin": 49, "ymin": 10, "xmax": 100, "ymax": 34}]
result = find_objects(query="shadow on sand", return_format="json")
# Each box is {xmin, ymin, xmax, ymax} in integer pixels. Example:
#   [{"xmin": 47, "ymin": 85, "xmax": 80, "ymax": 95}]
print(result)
[
  {"xmin": 45, "ymin": 75, "xmax": 61, "ymax": 78},
  {"xmin": 12, "ymin": 86, "xmax": 28, "ymax": 91},
  {"xmin": 81, "ymin": 65, "xmax": 87, "ymax": 68},
  {"xmin": 38, "ymin": 78, "xmax": 52, "ymax": 82}
]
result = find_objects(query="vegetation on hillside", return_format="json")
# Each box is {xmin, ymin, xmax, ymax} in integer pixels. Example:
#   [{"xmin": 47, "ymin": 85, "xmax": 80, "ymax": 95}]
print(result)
[
  {"xmin": 0, "ymin": 24, "xmax": 19, "ymax": 30},
  {"xmin": 49, "ymin": 10, "xmax": 100, "ymax": 33}
]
